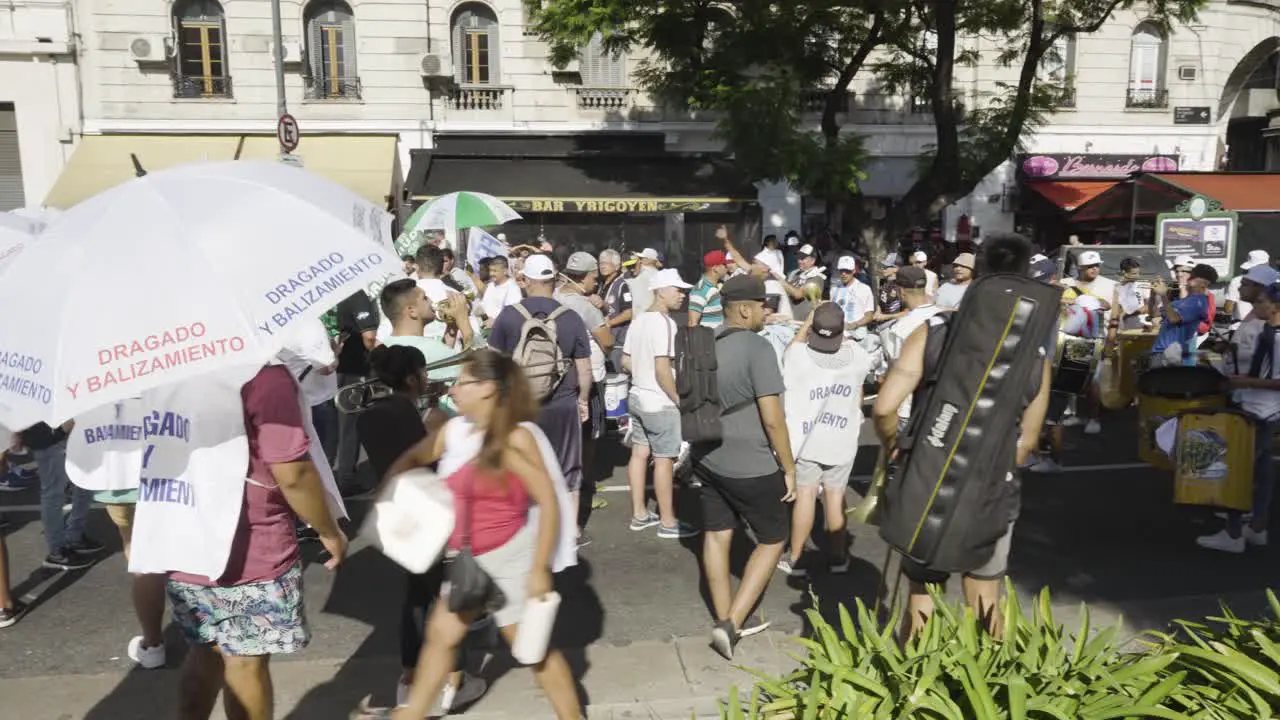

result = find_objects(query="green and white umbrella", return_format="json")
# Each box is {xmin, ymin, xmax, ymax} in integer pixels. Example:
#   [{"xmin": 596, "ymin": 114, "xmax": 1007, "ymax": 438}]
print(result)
[{"xmin": 396, "ymin": 191, "xmax": 521, "ymax": 256}]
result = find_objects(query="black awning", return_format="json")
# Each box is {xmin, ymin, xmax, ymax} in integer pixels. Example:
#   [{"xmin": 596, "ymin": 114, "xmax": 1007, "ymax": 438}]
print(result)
[{"xmin": 405, "ymin": 150, "xmax": 758, "ymax": 213}]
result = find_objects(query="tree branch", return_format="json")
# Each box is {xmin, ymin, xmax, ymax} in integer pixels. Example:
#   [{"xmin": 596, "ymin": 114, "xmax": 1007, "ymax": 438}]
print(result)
[{"xmin": 822, "ymin": 12, "xmax": 885, "ymax": 139}]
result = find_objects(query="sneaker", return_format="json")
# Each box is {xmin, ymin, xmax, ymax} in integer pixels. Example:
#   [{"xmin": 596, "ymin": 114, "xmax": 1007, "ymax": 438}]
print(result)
[
  {"xmin": 1083, "ymin": 420, "xmax": 1102, "ymax": 435},
  {"xmin": 1061, "ymin": 416, "xmax": 1084, "ymax": 428},
  {"xmin": 576, "ymin": 531, "xmax": 592, "ymax": 549},
  {"xmin": 0, "ymin": 473, "xmax": 31, "ymax": 492},
  {"xmin": 1214, "ymin": 511, "xmax": 1254, "ymax": 523},
  {"xmin": 65, "ymin": 535, "xmax": 105, "ymax": 555},
  {"xmin": 776, "ymin": 557, "xmax": 807, "ymax": 578},
  {"xmin": 656, "ymin": 521, "xmax": 699, "ymax": 539},
  {"xmin": 0, "ymin": 601, "xmax": 26, "ymax": 629},
  {"xmin": 440, "ymin": 673, "xmax": 487, "ymax": 711},
  {"xmin": 1029, "ymin": 457, "xmax": 1063, "ymax": 473},
  {"xmin": 43, "ymin": 549, "xmax": 94, "ymax": 571},
  {"xmin": 1196, "ymin": 529, "xmax": 1246, "ymax": 554},
  {"xmin": 127, "ymin": 636, "xmax": 166, "ymax": 669},
  {"xmin": 395, "ymin": 679, "xmax": 410, "ymax": 708},
  {"xmin": 590, "ymin": 495, "xmax": 609, "ymax": 510},
  {"xmin": 629, "ymin": 512, "xmax": 660, "ymax": 531},
  {"xmin": 739, "ymin": 614, "xmax": 772, "ymax": 638},
  {"xmin": 1246, "ymin": 527, "xmax": 1269, "ymax": 547},
  {"xmin": 710, "ymin": 619, "xmax": 740, "ymax": 660}
]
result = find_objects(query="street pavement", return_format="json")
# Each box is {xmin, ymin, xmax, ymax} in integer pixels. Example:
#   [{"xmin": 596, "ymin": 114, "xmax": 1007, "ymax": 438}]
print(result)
[{"xmin": 1, "ymin": 406, "xmax": 1278, "ymax": 718}]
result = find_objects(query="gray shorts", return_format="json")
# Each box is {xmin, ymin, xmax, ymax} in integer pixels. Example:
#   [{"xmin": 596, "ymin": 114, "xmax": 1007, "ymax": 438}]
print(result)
[
  {"xmin": 628, "ymin": 402, "xmax": 682, "ymax": 458},
  {"xmin": 796, "ymin": 458, "xmax": 854, "ymax": 490},
  {"xmin": 900, "ymin": 520, "xmax": 1016, "ymax": 584}
]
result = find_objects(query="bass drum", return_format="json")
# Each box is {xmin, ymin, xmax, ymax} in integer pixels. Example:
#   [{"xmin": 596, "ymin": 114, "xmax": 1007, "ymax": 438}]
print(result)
[{"xmin": 1052, "ymin": 332, "xmax": 1102, "ymax": 395}]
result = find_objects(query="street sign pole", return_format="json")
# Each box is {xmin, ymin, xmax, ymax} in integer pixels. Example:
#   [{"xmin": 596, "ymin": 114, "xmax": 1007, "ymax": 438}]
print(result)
[{"xmin": 270, "ymin": 0, "xmax": 288, "ymax": 150}]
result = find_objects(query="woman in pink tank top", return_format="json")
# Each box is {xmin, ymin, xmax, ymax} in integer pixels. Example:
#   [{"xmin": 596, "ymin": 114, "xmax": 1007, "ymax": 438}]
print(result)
[{"xmin": 355, "ymin": 349, "xmax": 580, "ymax": 720}]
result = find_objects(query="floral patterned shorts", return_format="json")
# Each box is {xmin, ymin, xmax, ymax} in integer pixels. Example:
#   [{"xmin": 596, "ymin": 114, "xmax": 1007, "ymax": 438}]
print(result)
[{"xmin": 167, "ymin": 563, "xmax": 310, "ymax": 657}]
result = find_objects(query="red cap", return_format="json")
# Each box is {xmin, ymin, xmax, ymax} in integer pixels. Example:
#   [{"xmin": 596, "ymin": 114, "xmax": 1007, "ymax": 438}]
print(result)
[{"xmin": 703, "ymin": 250, "xmax": 727, "ymax": 267}]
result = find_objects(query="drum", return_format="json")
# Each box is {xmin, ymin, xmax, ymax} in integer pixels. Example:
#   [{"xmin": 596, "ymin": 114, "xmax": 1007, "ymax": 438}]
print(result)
[
  {"xmin": 1174, "ymin": 409, "xmax": 1254, "ymax": 511},
  {"xmin": 603, "ymin": 373, "xmax": 630, "ymax": 420},
  {"xmin": 1052, "ymin": 332, "xmax": 1102, "ymax": 395},
  {"xmin": 1136, "ymin": 366, "xmax": 1228, "ymax": 470},
  {"xmin": 1118, "ymin": 331, "xmax": 1156, "ymax": 400}
]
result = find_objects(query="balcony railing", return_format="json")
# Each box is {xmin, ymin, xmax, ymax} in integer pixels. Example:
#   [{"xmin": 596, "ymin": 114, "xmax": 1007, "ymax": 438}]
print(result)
[
  {"xmin": 305, "ymin": 75, "xmax": 362, "ymax": 101},
  {"xmin": 1058, "ymin": 86, "xmax": 1077, "ymax": 108},
  {"xmin": 172, "ymin": 74, "xmax": 232, "ymax": 99},
  {"xmin": 800, "ymin": 89, "xmax": 851, "ymax": 113},
  {"xmin": 446, "ymin": 85, "xmax": 510, "ymax": 110},
  {"xmin": 1126, "ymin": 87, "xmax": 1168, "ymax": 109},
  {"xmin": 576, "ymin": 87, "xmax": 632, "ymax": 111}
]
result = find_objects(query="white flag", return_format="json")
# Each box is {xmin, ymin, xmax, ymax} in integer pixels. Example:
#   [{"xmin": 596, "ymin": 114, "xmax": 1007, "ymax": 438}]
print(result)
[{"xmin": 467, "ymin": 227, "xmax": 509, "ymax": 273}]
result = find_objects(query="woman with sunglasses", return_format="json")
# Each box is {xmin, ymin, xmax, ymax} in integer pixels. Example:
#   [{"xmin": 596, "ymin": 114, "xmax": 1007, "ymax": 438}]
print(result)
[{"xmin": 355, "ymin": 349, "xmax": 580, "ymax": 719}]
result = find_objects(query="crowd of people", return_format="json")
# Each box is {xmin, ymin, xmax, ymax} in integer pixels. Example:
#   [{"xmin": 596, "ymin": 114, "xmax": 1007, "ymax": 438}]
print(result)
[{"xmin": 1, "ymin": 219, "xmax": 1278, "ymax": 720}]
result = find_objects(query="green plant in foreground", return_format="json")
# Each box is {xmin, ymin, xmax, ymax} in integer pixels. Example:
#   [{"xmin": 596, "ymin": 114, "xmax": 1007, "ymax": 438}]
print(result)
[
  {"xmin": 723, "ymin": 584, "xmax": 1193, "ymax": 720},
  {"xmin": 1144, "ymin": 589, "xmax": 1280, "ymax": 719}
]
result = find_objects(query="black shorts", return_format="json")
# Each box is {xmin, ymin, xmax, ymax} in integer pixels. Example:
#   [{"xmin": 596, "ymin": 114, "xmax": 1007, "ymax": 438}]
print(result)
[{"xmin": 694, "ymin": 465, "xmax": 789, "ymax": 545}]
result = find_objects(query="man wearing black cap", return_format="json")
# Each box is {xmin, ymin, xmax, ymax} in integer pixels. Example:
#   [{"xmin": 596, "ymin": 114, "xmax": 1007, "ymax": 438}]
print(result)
[
  {"xmin": 780, "ymin": 302, "xmax": 873, "ymax": 576},
  {"xmin": 1150, "ymin": 263, "xmax": 1218, "ymax": 367},
  {"xmin": 695, "ymin": 274, "xmax": 797, "ymax": 660}
]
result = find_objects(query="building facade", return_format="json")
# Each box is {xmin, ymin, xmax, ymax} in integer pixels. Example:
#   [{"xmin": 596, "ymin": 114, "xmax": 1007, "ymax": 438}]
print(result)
[
  {"xmin": 0, "ymin": 0, "xmax": 81, "ymax": 211},
  {"xmin": 17, "ymin": 0, "xmax": 1280, "ymax": 253}
]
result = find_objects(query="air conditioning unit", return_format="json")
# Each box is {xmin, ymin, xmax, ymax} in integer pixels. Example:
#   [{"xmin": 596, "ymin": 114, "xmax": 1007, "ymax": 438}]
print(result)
[
  {"xmin": 1178, "ymin": 65, "xmax": 1198, "ymax": 81},
  {"xmin": 419, "ymin": 53, "xmax": 451, "ymax": 77},
  {"xmin": 269, "ymin": 41, "xmax": 301, "ymax": 64},
  {"xmin": 129, "ymin": 36, "xmax": 169, "ymax": 63},
  {"xmin": 549, "ymin": 58, "xmax": 580, "ymax": 74}
]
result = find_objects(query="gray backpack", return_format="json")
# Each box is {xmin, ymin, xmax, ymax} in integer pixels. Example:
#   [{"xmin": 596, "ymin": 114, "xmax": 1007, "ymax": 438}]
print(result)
[{"xmin": 512, "ymin": 303, "xmax": 570, "ymax": 401}]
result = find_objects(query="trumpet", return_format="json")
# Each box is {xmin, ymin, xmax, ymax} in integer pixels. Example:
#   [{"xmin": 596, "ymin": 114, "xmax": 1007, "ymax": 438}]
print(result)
[
  {"xmin": 335, "ymin": 349, "xmax": 476, "ymax": 414},
  {"xmin": 848, "ymin": 448, "xmax": 889, "ymax": 525}
]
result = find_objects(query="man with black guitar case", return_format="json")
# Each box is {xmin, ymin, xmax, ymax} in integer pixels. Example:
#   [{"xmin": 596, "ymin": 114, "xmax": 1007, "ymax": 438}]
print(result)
[{"xmin": 873, "ymin": 234, "xmax": 1057, "ymax": 640}]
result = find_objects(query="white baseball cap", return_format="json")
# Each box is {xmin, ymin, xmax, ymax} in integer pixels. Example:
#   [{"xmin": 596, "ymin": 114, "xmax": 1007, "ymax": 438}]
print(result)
[
  {"xmin": 837, "ymin": 256, "xmax": 857, "ymax": 272},
  {"xmin": 649, "ymin": 268, "xmax": 692, "ymax": 290},
  {"xmin": 1173, "ymin": 254, "xmax": 1194, "ymax": 269},
  {"xmin": 911, "ymin": 250, "xmax": 928, "ymax": 263},
  {"xmin": 634, "ymin": 247, "xmax": 660, "ymax": 261},
  {"xmin": 521, "ymin": 254, "xmax": 556, "ymax": 280},
  {"xmin": 798, "ymin": 243, "xmax": 817, "ymax": 257},
  {"xmin": 1241, "ymin": 249, "xmax": 1270, "ymax": 270},
  {"xmin": 1078, "ymin": 250, "xmax": 1103, "ymax": 267},
  {"xmin": 881, "ymin": 252, "xmax": 899, "ymax": 268}
]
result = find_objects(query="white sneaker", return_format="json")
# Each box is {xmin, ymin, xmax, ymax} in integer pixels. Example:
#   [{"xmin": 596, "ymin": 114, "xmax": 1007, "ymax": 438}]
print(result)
[
  {"xmin": 1083, "ymin": 420, "xmax": 1102, "ymax": 435},
  {"xmin": 441, "ymin": 673, "xmax": 487, "ymax": 711},
  {"xmin": 1029, "ymin": 458, "xmax": 1063, "ymax": 473},
  {"xmin": 127, "ymin": 636, "xmax": 166, "ymax": 669},
  {"xmin": 776, "ymin": 557, "xmax": 806, "ymax": 578},
  {"xmin": 396, "ymin": 678, "xmax": 410, "ymax": 707},
  {"xmin": 1061, "ymin": 416, "xmax": 1084, "ymax": 428},
  {"xmin": 1196, "ymin": 529, "xmax": 1246, "ymax": 554},
  {"xmin": 1246, "ymin": 527, "xmax": 1269, "ymax": 547}
]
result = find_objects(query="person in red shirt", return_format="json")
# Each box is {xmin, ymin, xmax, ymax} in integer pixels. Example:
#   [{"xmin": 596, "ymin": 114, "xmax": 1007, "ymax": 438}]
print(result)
[
  {"xmin": 358, "ymin": 349, "xmax": 579, "ymax": 720},
  {"xmin": 168, "ymin": 365, "xmax": 347, "ymax": 720}
]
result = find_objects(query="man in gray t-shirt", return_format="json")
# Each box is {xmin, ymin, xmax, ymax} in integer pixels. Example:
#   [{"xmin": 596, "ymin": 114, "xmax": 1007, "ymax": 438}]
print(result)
[{"xmin": 694, "ymin": 275, "xmax": 797, "ymax": 662}]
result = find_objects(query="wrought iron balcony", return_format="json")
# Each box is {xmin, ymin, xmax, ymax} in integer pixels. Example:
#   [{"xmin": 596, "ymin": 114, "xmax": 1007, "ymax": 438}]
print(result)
[
  {"xmin": 172, "ymin": 74, "xmax": 232, "ymax": 99},
  {"xmin": 1059, "ymin": 86, "xmax": 1077, "ymax": 108},
  {"xmin": 1126, "ymin": 87, "xmax": 1168, "ymax": 109},
  {"xmin": 305, "ymin": 75, "xmax": 363, "ymax": 101},
  {"xmin": 446, "ymin": 85, "xmax": 510, "ymax": 110},
  {"xmin": 576, "ymin": 87, "xmax": 632, "ymax": 111}
]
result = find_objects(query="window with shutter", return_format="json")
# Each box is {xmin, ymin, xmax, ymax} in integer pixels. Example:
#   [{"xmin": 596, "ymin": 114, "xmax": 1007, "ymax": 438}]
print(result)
[
  {"xmin": 1129, "ymin": 22, "xmax": 1164, "ymax": 91},
  {"xmin": 450, "ymin": 4, "xmax": 500, "ymax": 86},
  {"xmin": 172, "ymin": 0, "xmax": 229, "ymax": 97},
  {"xmin": 0, "ymin": 104, "xmax": 25, "ymax": 212},
  {"xmin": 304, "ymin": 1, "xmax": 358, "ymax": 98},
  {"xmin": 581, "ymin": 32, "xmax": 624, "ymax": 87}
]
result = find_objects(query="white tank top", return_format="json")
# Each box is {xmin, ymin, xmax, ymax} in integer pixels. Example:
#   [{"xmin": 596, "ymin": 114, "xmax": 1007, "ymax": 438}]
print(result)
[{"xmin": 783, "ymin": 344, "xmax": 870, "ymax": 466}]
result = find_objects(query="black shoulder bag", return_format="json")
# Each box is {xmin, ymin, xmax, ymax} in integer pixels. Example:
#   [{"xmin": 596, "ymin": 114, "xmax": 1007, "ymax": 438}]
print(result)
[{"xmin": 445, "ymin": 475, "xmax": 507, "ymax": 614}]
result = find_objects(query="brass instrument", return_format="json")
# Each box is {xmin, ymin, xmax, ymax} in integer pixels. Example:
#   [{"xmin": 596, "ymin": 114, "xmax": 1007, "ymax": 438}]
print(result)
[
  {"xmin": 336, "ymin": 349, "xmax": 475, "ymax": 414},
  {"xmin": 849, "ymin": 448, "xmax": 889, "ymax": 525}
]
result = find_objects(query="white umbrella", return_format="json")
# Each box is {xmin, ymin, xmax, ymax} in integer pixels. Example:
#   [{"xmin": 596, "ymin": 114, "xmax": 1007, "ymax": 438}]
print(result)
[
  {"xmin": 0, "ymin": 213, "xmax": 37, "ymax": 271},
  {"xmin": 0, "ymin": 160, "xmax": 398, "ymax": 428}
]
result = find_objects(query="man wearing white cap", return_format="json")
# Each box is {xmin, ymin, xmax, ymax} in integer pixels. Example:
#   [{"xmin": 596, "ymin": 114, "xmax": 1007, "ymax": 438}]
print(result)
[
  {"xmin": 909, "ymin": 250, "xmax": 939, "ymax": 297},
  {"xmin": 1061, "ymin": 250, "xmax": 1116, "ymax": 435},
  {"xmin": 782, "ymin": 243, "xmax": 829, "ymax": 319},
  {"xmin": 1228, "ymin": 250, "xmax": 1272, "ymax": 323},
  {"xmin": 622, "ymin": 268, "xmax": 698, "ymax": 539},
  {"xmin": 628, "ymin": 247, "xmax": 661, "ymax": 314},
  {"xmin": 830, "ymin": 256, "xmax": 875, "ymax": 345},
  {"xmin": 935, "ymin": 252, "xmax": 975, "ymax": 310}
]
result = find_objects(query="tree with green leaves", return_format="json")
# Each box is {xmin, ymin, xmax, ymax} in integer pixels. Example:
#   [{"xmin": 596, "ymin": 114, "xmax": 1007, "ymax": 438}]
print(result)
[{"xmin": 528, "ymin": 0, "xmax": 1205, "ymax": 253}]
